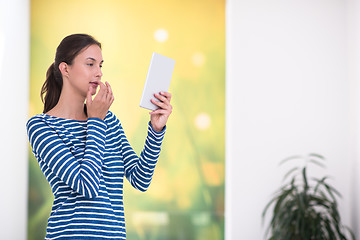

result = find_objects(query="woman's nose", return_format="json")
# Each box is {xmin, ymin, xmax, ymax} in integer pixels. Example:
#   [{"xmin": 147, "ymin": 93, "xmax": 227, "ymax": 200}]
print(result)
[{"xmin": 96, "ymin": 67, "xmax": 103, "ymax": 78}]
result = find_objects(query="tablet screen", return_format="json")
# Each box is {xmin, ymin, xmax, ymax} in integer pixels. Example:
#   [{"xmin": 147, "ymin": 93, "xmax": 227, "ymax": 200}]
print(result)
[{"xmin": 139, "ymin": 52, "xmax": 175, "ymax": 110}]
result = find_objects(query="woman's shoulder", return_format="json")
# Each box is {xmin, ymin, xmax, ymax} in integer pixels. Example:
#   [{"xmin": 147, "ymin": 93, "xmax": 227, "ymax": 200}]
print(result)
[
  {"xmin": 26, "ymin": 113, "xmax": 66, "ymax": 130},
  {"xmin": 26, "ymin": 114, "xmax": 52, "ymax": 136},
  {"xmin": 26, "ymin": 114, "xmax": 46, "ymax": 126},
  {"xmin": 27, "ymin": 113, "xmax": 61, "ymax": 125}
]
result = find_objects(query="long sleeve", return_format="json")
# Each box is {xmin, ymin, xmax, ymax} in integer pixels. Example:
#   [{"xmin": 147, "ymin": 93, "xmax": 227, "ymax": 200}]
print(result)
[
  {"xmin": 121, "ymin": 122, "xmax": 166, "ymax": 192},
  {"xmin": 27, "ymin": 116, "xmax": 107, "ymax": 199}
]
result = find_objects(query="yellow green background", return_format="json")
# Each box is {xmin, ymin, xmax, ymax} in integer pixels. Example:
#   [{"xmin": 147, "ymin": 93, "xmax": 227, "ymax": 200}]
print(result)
[{"xmin": 29, "ymin": 0, "xmax": 225, "ymax": 239}]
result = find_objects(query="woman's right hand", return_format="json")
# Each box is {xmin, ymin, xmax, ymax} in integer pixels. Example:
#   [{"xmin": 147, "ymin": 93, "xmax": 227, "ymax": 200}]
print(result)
[{"xmin": 86, "ymin": 81, "xmax": 114, "ymax": 120}]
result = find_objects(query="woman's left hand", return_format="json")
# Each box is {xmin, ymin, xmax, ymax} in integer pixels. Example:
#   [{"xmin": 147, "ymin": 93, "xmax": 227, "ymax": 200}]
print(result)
[{"xmin": 149, "ymin": 92, "xmax": 173, "ymax": 132}]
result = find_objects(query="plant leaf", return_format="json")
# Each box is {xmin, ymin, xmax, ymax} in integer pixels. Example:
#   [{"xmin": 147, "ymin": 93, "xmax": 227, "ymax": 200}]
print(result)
[
  {"xmin": 308, "ymin": 159, "xmax": 326, "ymax": 168},
  {"xmin": 308, "ymin": 153, "xmax": 325, "ymax": 160},
  {"xmin": 279, "ymin": 155, "xmax": 303, "ymax": 166},
  {"xmin": 302, "ymin": 167, "xmax": 308, "ymax": 191},
  {"xmin": 282, "ymin": 166, "xmax": 299, "ymax": 183},
  {"xmin": 324, "ymin": 182, "xmax": 342, "ymax": 200},
  {"xmin": 344, "ymin": 226, "xmax": 356, "ymax": 240},
  {"xmin": 312, "ymin": 176, "xmax": 331, "ymax": 194}
]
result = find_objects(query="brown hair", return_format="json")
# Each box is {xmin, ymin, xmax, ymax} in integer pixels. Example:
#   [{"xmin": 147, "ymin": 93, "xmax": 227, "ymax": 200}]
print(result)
[{"xmin": 41, "ymin": 34, "xmax": 101, "ymax": 113}]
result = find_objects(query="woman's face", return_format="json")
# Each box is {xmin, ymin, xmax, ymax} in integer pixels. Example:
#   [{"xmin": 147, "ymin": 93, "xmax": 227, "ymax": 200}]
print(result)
[{"xmin": 65, "ymin": 44, "xmax": 103, "ymax": 97}]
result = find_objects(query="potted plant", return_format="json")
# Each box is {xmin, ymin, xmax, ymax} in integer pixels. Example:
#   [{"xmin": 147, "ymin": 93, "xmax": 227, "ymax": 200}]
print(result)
[{"xmin": 262, "ymin": 153, "xmax": 355, "ymax": 240}]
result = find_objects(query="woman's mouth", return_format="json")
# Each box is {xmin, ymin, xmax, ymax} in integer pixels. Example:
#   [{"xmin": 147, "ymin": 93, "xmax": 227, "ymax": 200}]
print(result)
[{"xmin": 90, "ymin": 82, "xmax": 99, "ymax": 88}]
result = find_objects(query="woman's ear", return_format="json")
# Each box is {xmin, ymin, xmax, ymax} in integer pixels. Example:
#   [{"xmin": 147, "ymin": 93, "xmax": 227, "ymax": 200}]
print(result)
[{"xmin": 59, "ymin": 62, "xmax": 69, "ymax": 78}]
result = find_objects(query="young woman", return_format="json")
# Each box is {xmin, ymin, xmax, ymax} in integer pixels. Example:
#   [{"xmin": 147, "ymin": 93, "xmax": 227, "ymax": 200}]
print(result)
[{"xmin": 26, "ymin": 34, "xmax": 172, "ymax": 239}]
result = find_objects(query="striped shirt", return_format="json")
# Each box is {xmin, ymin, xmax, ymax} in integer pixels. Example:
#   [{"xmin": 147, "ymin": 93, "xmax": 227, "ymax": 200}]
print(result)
[{"xmin": 26, "ymin": 111, "xmax": 165, "ymax": 239}]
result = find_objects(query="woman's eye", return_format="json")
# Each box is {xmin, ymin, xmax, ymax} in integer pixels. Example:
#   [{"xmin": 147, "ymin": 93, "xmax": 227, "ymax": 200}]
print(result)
[{"xmin": 87, "ymin": 63, "xmax": 93, "ymax": 66}]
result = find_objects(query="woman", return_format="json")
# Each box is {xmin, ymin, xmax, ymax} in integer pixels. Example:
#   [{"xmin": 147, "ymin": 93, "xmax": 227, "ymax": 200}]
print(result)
[{"xmin": 26, "ymin": 33, "xmax": 172, "ymax": 239}]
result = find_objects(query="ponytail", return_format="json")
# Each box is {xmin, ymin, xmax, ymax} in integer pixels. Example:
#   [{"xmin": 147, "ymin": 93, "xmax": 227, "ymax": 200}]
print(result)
[{"xmin": 41, "ymin": 62, "xmax": 62, "ymax": 113}]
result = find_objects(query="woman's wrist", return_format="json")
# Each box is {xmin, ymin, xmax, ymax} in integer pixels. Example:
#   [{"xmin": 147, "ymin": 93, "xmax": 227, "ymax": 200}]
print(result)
[
  {"xmin": 153, "ymin": 126, "xmax": 163, "ymax": 132},
  {"xmin": 150, "ymin": 122, "xmax": 165, "ymax": 133}
]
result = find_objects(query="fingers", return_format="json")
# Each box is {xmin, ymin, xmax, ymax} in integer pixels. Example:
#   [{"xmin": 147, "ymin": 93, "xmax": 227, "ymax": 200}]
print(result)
[
  {"xmin": 160, "ymin": 91, "xmax": 172, "ymax": 102},
  {"xmin": 155, "ymin": 92, "xmax": 171, "ymax": 103},
  {"xmin": 151, "ymin": 92, "xmax": 172, "ymax": 109},
  {"xmin": 87, "ymin": 81, "xmax": 114, "ymax": 119},
  {"xmin": 97, "ymin": 82, "xmax": 108, "ymax": 100},
  {"xmin": 105, "ymin": 81, "xmax": 114, "ymax": 104},
  {"xmin": 94, "ymin": 81, "xmax": 114, "ymax": 105},
  {"xmin": 151, "ymin": 100, "xmax": 172, "ymax": 113},
  {"xmin": 105, "ymin": 81, "xmax": 112, "ymax": 96},
  {"xmin": 86, "ymin": 86, "xmax": 93, "ymax": 105},
  {"xmin": 149, "ymin": 92, "xmax": 173, "ymax": 131},
  {"xmin": 149, "ymin": 109, "xmax": 169, "ymax": 115},
  {"xmin": 150, "ymin": 91, "xmax": 173, "ymax": 115}
]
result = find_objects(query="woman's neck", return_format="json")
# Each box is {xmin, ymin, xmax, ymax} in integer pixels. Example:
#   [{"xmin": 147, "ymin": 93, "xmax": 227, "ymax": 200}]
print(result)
[{"xmin": 46, "ymin": 91, "xmax": 87, "ymax": 121}]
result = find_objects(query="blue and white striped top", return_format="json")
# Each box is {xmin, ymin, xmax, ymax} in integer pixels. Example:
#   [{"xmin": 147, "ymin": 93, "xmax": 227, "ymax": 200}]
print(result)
[{"xmin": 26, "ymin": 111, "xmax": 165, "ymax": 239}]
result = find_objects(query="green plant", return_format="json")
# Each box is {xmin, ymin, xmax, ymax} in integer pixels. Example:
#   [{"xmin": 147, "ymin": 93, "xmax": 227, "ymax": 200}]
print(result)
[{"xmin": 262, "ymin": 153, "xmax": 355, "ymax": 240}]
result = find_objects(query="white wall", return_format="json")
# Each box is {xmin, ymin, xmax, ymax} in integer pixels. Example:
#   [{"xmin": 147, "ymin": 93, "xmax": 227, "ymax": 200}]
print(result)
[
  {"xmin": 226, "ymin": 0, "xmax": 359, "ymax": 239},
  {"xmin": 348, "ymin": 0, "xmax": 360, "ymax": 235},
  {"xmin": 0, "ymin": 0, "xmax": 29, "ymax": 239}
]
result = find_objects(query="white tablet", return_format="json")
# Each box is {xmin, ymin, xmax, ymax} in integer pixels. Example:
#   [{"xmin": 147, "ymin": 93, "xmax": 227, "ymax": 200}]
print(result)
[{"xmin": 139, "ymin": 52, "xmax": 175, "ymax": 110}]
